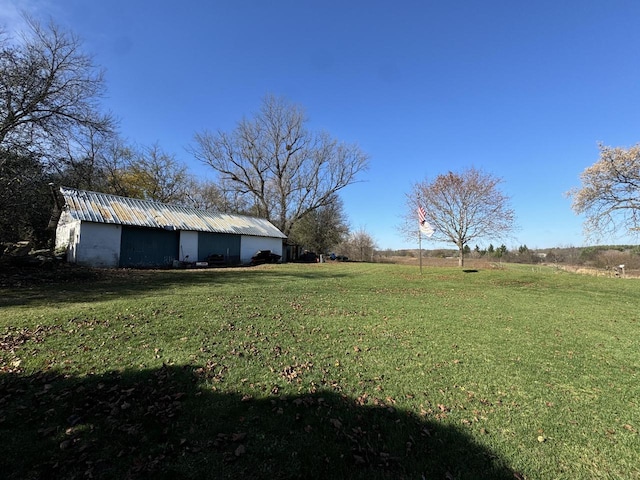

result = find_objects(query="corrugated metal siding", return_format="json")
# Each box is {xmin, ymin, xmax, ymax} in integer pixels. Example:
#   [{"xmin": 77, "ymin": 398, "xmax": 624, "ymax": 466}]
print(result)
[
  {"xmin": 198, "ymin": 232, "xmax": 241, "ymax": 265},
  {"xmin": 59, "ymin": 187, "xmax": 287, "ymax": 239},
  {"xmin": 120, "ymin": 227, "xmax": 180, "ymax": 268}
]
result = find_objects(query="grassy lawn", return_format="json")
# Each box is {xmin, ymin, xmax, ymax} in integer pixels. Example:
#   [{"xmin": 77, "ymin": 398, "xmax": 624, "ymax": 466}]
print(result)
[{"xmin": 1, "ymin": 262, "xmax": 638, "ymax": 479}]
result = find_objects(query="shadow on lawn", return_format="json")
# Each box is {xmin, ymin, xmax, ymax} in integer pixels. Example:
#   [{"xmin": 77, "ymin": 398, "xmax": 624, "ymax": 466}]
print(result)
[
  {"xmin": 0, "ymin": 264, "xmax": 349, "ymax": 308},
  {"xmin": 1, "ymin": 365, "xmax": 519, "ymax": 480}
]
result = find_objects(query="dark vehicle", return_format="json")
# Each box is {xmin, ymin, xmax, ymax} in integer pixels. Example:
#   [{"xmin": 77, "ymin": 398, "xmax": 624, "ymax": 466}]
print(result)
[
  {"xmin": 298, "ymin": 251, "xmax": 319, "ymax": 263},
  {"xmin": 250, "ymin": 250, "xmax": 281, "ymax": 265}
]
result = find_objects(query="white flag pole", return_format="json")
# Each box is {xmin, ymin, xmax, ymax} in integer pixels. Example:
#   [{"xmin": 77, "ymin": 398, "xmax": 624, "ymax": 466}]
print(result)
[{"xmin": 418, "ymin": 224, "xmax": 423, "ymax": 275}]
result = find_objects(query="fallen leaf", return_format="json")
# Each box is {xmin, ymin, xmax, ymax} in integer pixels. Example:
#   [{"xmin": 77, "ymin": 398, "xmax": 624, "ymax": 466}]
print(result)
[{"xmin": 232, "ymin": 432, "xmax": 247, "ymax": 442}]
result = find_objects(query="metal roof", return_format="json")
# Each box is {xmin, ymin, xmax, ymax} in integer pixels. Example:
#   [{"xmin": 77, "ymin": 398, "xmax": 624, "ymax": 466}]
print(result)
[{"xmin": 59, "ymin": 187, "xmax": 287, "ymax": 239}]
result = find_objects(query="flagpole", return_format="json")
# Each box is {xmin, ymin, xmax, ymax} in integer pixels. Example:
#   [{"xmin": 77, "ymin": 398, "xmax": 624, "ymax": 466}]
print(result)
[
  {"xmin": 416, "ymin": 205, "xmax": 431, "ymax": 275},
  {"xmin": 418, "ymin": 226, "xmax": 423, "ymax": 275}
]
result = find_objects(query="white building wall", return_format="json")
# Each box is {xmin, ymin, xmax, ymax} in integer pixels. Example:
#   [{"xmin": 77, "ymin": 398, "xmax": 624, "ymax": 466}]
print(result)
[
  {"xmin": 55, "ymin": 212, "xmax": 81, "ymax": 262},
  {"xmin": 75, "ymin": 222, "xmax": 122, "ymax": 268},
  {"xmin": 240, "ymin": 236, "xmax": 283, "ymax": 264},
  {"xmin": 179, "ymin": 231, "xmax": 198, "ymax": 262}
]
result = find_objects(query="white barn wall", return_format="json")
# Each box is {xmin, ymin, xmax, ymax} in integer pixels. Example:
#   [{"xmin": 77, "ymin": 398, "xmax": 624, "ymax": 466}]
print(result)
[
  {"xmin": 75, "ymin": 223, "xmax": 122, "ymax": 268},
  {"xmin": 55, "ymin": 212, "xmax": 81, "ymax": 262},
  {"xmin": 241, "ymin": 236, "xmax": 283, "ymax": 264},
  {"xmin": 179, "ymin": 231, "xmax": 198, "ymax": 262}
]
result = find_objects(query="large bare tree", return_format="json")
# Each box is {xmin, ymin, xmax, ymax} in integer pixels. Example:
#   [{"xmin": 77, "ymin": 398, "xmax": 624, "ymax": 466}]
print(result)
[
  {"xmin": 0, "ymin": 15, "xmax": 114, "ymax": 165},
  {"xmin": 190, "ymin": 95, "xmax": 369, "ymax": 236},
  {"xmin": 0, "ymin": 15, "xmax": 114, "ymax": 246},
  {"xmin": 408, "ymin": 167, "xmax": 515, "ymax": 266},
  {"xmin": 568, "ymin": 143, "xmax": 640, "ymax": 240}
]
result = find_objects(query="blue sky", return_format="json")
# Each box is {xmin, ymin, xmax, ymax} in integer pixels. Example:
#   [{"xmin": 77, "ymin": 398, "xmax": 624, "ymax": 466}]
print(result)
[{"xmin": 3, "ymin": 0, "xmax": 640, "ymax": 250}]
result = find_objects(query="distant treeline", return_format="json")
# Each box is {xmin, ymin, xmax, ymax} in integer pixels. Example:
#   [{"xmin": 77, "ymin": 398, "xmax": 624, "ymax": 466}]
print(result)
[{"xmin": 375, "ymin": 245, "xmax": 640, "ymax": 269}]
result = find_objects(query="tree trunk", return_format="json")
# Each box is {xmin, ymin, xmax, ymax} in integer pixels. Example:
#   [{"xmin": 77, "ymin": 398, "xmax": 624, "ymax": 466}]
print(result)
[{"xmin": 458, "ymin": 246, "xmax": 464, "ymax": 267}]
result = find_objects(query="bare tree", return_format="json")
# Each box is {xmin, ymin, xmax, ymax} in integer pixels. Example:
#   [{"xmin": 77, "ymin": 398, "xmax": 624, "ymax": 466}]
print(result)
[
  {"xmin": 120, "ymin": 143, "xmax": 190, "ymax": 203},
  {"xmin": 55, "ymin": 125, "xmax": 115, "ymax": 191},
  {"xmin": 407, "ymin": 167, "xmax": 515, "ymax": 267},
  {"xmin": 0, "ymin": 15, "xmax": 114, "ymax": 166},
  {"xmin": 190, "ymin": 94, "xmax": 369, "ymax": 236},
  {"xmin": 339, "ymin": 227, "xmax": 377, "ymax": 262},
  {"xmin": 182, "ymin": 176, "xmax": 255, "ymax": 214},
  {"xmin": 182, "ymin": 178, "xmax": 227, "ymax": 211},
  {"xmin": 568, "ymin": 143, "xmax": 640, "ymax": 240},
  {"xmin": 0, "ymin": 15, "xmax": 113, "ymax": 246},
  {"xmin": 96, "ymin": 138, "xmax": 137, "ymax": 195},
  {"xmin": 58, "ymin": 133, "xmax": 206, "ymax": 209}
]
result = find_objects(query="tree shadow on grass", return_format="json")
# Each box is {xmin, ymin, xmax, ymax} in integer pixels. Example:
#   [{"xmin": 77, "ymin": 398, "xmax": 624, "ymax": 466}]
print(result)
[
  {"xmin": 1, "ymin": 365, "xmax": 520, "ymax": 480},
  {"xmin": 0, "ymin": 264, "xmax": 350, "ymax": 308}
]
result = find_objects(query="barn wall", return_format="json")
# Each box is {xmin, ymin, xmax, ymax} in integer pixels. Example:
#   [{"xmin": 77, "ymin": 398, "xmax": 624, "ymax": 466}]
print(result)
[
  {"xmin": 198, "ymin": 232, "xmax": 241, "ymax": 264},
  {"xmin": 241, "ymin": 236, "xmax": 283, "ymax": 264},
  {"xmin": 55, "ymin": 212, "xmax": 81, "ymax": 262},
  {"xmin": 119, "ymin": 227, "xmax": 179, "ymax": 268},
  {"xmin": 75, "ymin": 222, "xmax": 122, "ymax": 268}
]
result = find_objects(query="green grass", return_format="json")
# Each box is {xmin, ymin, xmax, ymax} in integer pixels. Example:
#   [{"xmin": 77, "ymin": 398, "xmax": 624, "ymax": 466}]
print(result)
[{"xmin": 1, "ymin": 262, "xmax": 638, "ymax": 479}]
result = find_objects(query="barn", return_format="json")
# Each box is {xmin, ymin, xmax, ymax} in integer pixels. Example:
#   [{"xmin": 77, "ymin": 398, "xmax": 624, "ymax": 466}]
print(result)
[{"xmin": 54, "ymin": 187, "xmax": 287, "ymax": 268}]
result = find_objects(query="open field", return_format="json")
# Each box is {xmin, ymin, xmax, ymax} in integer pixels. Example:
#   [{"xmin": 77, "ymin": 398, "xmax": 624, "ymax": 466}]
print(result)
[{"xmin": 1, "ymin": 262, "xmax": 638, "ymax": 479}]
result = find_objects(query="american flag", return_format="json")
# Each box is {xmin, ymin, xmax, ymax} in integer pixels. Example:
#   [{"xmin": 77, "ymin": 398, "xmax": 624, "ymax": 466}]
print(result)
[
  {"xmin": 416, "ymin": 206, "xmax": 434, "ymax": 237},
  {"xmin": 417, "ymin": 206, "xmax": 427, "ymax": 224}
]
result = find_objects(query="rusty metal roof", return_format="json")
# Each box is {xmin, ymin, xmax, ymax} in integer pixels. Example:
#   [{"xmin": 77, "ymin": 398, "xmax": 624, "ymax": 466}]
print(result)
[{"xmin": 59, "ymin": 187, "xmax": 287, "ymax": 239}]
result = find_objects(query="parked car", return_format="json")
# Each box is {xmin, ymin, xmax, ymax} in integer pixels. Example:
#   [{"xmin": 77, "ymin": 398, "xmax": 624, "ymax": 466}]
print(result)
[
  {"xmin": 250, "ymin": 250, "xmax": 281, "ymax": 265},
  {"xmin": 298, "ymin": 251, "xmax": 319, "ymax": 263}
]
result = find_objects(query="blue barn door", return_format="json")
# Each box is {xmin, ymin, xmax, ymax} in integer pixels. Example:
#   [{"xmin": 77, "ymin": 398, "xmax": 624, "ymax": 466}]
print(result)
[
  {"xmin": 120, "ymin": 227, "xmax": 179, "ymax": 268},
  {"xmin": 198, "ymin": 232, "xmax": 241, "ymax": 265}
]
